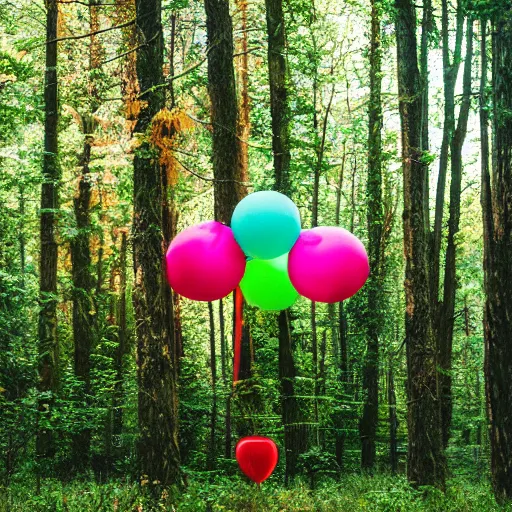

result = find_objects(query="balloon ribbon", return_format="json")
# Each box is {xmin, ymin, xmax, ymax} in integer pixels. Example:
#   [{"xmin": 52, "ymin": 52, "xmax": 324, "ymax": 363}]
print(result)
[{"xmin": 233, "ymin": 286, "xmax": 243, "ymax": 384}]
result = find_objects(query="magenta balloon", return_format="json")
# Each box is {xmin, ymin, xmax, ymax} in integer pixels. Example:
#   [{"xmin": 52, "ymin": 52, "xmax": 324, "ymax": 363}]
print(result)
[
  {"xmin": 166, "ymin": 221, "xmax": 246, "ymax": 301},
  {"xmin": 288, "ymin": 227, "xmax": 369, "ymax": 303}
]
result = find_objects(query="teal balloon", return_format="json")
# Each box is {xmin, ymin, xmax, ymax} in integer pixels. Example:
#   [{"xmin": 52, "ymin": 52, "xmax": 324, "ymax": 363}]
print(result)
[
  {"xmin": 231, "ymin": 191, "xmax": 301, "ymax": 259},
  {"xmin": 240, "ymin": 254, "xmax": 298, "ymax": 311}
]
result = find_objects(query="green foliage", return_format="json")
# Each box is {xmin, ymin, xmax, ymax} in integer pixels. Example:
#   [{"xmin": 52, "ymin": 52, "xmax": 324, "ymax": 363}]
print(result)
[{"xmin": 3, "ymin": 475, "xmax": 510, "ymax": 512}]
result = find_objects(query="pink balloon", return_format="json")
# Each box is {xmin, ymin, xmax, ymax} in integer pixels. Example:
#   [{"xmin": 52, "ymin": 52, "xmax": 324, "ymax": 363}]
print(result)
[
  {"xmin": 166, "ymin": 221, "xmax": 246, "ymax": 301},
  {"xmin": 288, "ymin": 227, "xmax": 369, "ymax": 303}
]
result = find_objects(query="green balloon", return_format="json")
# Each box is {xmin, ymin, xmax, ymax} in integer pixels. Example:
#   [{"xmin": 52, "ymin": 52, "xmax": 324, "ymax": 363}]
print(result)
[{"xmin": 240, "ymin": 254, "xmax": 298, "ymax": 311}]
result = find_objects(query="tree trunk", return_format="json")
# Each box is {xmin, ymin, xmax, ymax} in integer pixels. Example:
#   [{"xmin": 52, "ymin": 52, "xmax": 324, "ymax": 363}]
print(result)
[
  {"xmin": 430, "ymin": 0, "xmax": 464, "ymax": 304},
  {"xmin": 112, "ymin": 231, "xmax": 128, "ymax": 450},
  {"xmin": 37, "ymin": 0, "xmax": 59, "ymax": 462},
  {"xmin": 395, "ymin": 0, "xmax": 446, "ymax": 488},
  {"xmin": 484, "ymin": 11, "xmax": 512, "ymax": 503},
  {"xmin": 420, "ymin": 0, "xmax": 432, "ymax": 225},
  {"xmin": 71, "ymin": 1, "xmax": 102, "ymax": 470},
  {"xmin": 265, "ymin": 0, "xmax": 291, "ymax": 193},
  {"xmin": 360, "ymin": 0, "xmax": 383, "ymax": 471},
  {"xmin": 438, "ymin": 17, "xmax": 473, "ymax": 450},
  {"xmin": 279, "ymin": 310, "xmax": 306, "ymax": 482},
  {"xmin": 70, "ymin": 133, "xmax": 94, "ymax": 470},
  {"xmin": 204, "ymin": 0, "xmax": 246, "ymax": 224},
  {"xmin": 311, "ymin": 301, "xmax": 319, "ymax": 445},
  {"xmin": 133, "ymin": 0, "xmax": 180, "ymax": 486},
  {"xmin": 265, "ymin": 0, "xmax": 306, "ymax": 481},
  {"xmin": 219, "ymin": 298, "xmax": 232, "ymax": 458},
  {"xmin": 236, "ymin": 0, "xmax": 250, "ymax": 182},
  {"xmin": 207, "ymin": 302, "xmax": 217, "ymax": 470},
  {"xmin": 319, "ymin": 329, "xmax": 327, "ymax": 449},
  {"xmin": 388, "ymin": 361, "xmax": 398, "ymax": 474},
  {"xmin": 331, "ymin": 148, "xmax": 349, "ymax": 469}
]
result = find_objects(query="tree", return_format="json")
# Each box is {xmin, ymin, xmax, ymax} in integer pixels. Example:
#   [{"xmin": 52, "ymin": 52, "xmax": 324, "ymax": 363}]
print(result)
[
  {"xmin": 430, "ymin": 0, "xmax": 468, "ymax": 449},
  {"xmin": 483, "ymin": 7, "xmax": 512, "ymax": 503},
  {"xmin": 395, "ymin": 0, "xmax": 446, "ymax": 488},
  {"xmin": 437, "ymin": 15, "xmax": 473, "ymax": 450},
  {"xmin": 132, "ymin": 0, "xmax": 180, "ymax": 486},
  {"xmin": 360, "ymin": 0, "xmax": 383, "ymax": 471},
  {"xmin": 204, "ymin": 0, "xmax": 246, "ymax": 225},
  {"xmin": 37, "ymin": 0, "xmax": 60, "ymax": 464},
  {"xmin": 265, "ymin": 0, "xmax": 306, "ymax": 480},
  {"xmin": 235, "ymin": 0, "xmax": 251, "ymax": 180},
  {"xmin": 70, "ymin": 0, "xmax": 102, "ymax": 470}
]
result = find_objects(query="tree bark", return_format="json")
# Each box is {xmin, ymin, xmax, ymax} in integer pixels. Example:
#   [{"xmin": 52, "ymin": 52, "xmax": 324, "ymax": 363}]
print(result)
[
  {"xmin": 395, "ymin": 0, "xmax": 446, "ymax": 488},
  {"xmin": 311, "ymin": 301, "xmax": 319, "ymax": 444},
  {"xmin": 71, "ymin": 1, "xmax": 102, "ymax": 470},
  {"xmin": 360, "ymin": 0, "xmax": 383, "ymax": 471},
  {"xmin": 37, "ymin": 0, "xmax": 60, "ymax": 462},
  {"xmin": 265, "ymin": 0, "xmax": 306, "ymax": 481},
  {"xmin": 112, "ymin": 231, "xmax": 128, "ymax": 450},
  {"xmin": 438, "ymin": 17, "xmax": 473, "ymax": 449},
  {"xmin": 430, "ymin": 0, "xmax": 464, "ymax": 304},
  {"xmin": 133, "ymin": 0, "xmax": 180, "ymax": 486},
  {"xmin": 236, "ymin": 0, "xmax": 250, "ymax": 182},
  {"xmin": 388, "ymin": 361, "xmax": 398, "ymax": 474},
  {"xmin": 420, "ymin": 0, "xmax": 432, "ymax": 226},
  {"xmin": 484, "ymin": 10, "xmax": 512, "ymax": 503},
  {"xmin": 204, "ymin": 0, "xmax": 246, "ymax": 224},
  {"xmin": 331, "ymin": 148, "xmax": 350, "ymax": 469},
  {"xmin": 278, "ymin": 310, "xmax": 306, "ymax": 482},
  {"xmin": 207, "ymin": 301, "xmax": 217, "ymax": 470},
  {"xmin": 266, "ymin": 0, "xmax": 291, "ymax": 194}
]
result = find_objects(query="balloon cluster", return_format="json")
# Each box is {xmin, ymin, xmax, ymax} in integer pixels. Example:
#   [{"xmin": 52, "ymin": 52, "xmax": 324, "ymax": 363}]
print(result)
[{"xmin": 165, "ymin": 191, "xmax": 369, "ymax": 309}]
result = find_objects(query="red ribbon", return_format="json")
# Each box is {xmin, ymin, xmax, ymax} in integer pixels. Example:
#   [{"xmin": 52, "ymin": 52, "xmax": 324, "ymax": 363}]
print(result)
[{"xmin": 233, "ymin": 286, "xmax": 244, "ymax": 384}]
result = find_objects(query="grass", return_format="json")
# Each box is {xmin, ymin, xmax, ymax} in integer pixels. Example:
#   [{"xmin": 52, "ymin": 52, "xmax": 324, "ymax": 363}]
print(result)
[{"xmin": 1, "ymin": 473, "xmax": 510, "ymax": 512}]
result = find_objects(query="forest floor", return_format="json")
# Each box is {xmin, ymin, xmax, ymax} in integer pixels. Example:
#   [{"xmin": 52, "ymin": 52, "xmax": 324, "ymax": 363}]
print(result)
[{"xmin": 1, "ymin": 473, "xmax": 511, "ymax": 512}]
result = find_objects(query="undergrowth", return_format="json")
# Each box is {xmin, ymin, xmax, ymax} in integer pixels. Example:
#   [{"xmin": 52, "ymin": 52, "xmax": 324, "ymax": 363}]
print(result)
[{"xmin": 1, "ymin": 473, "xmax": 510, "ymax": 512}]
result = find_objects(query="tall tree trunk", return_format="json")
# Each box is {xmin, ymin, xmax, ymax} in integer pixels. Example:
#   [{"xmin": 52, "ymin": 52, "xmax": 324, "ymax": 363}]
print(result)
[
  {"xmin": 388, "ymin": 361, "xmax": 398, "ymax": 474},
  {"xmin": 204, "ymin": 0, "xmax": 249, "ymax": 459},
  {"xmin": 319, "ymin": 329, "xmax": 327, "ymax": 449},
  {"xmin": 484, "ymin": 10, "xmax": 512, "ymax": 503},
  {"xmin": 112, "ymin": 231, "xmax": 128, "ymax": 449},
  {"xmin": 360, "ymin": 0, "xmax": 383, "ymax": 471},
  {"xmin": 311, "ymin": 301, "xmax": 319, "ymax": 445},
  {"xmin": 71, "ymin": 1, "xmax": 102, "ymax": 470},
  {"xmin": 236, "ymin": 0, "xmax": 250, "ymax": 181},
  {"xmin": 333, "ymin": 300, "xmax": 349, "ymax": 469},
  {"xmin": 207, "ymin": 302, "xmax": 217, "ymax": 470},
  {"xmin": 219, "ymin": 298, "xmax": 232, "ymax": 458},
  {"xmin": 420, "ymin": 0, "xmax": 432, "ymax": 225},
  {"xmin": 430, "ymin": 0, "xmax": 464, "ymax": 303},
  {"xmin": 133, "ymin": 0, "xmax": 180, "ymax": 486},
  {"xmin": 278, "ymin": 310, "xmax": 306, "ymax": 482},
  {"xmin": 395, "ymin": 0, "xmax": 446, "ymax": 489},
  {"xmin": 266, "ymin": 0, "xmax": 291, "ymax": 193},
  {"xmin": 204, "ymin": 0, "xmax": 246, "ymax": 224},
  {"xmin": 37, "ymin": 0, "xmax": 59, "ymax": 463},
  {"xmin": 70, "ymin": 134, "xmax": 94, "ymax": 470},
  {"xmin": 331, "ymin": 153, "xmax": 350, "ymax": 469},
  {"xmin": 438, "ymin": 17, "xmax": 473, "ymax": 449},
  {"xmin": 265, "ymin": 0, "xmax": 305, "ymax": 481}
]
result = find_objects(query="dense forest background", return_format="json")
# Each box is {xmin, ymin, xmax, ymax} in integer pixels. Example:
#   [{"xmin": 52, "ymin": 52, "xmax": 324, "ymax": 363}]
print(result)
[{"xmin": 1, "ymin": 0, "xmax": 512, "ymax": 510}]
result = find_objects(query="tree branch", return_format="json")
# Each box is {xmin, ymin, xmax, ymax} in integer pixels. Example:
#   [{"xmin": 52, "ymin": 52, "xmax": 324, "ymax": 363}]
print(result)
[
  {"xmin": 38, "ymin": 17, "xmax": 136, "ymax": 47},
  {"xmin": 57, "ymin": 1, "xmax": 118, "ymax": 5}
]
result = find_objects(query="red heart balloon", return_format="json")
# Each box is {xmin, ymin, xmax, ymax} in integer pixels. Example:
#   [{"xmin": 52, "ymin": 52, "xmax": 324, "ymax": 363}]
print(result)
[{"xmin": 235, "ymin": 436, "xmax": 278, "ymax": 484}]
